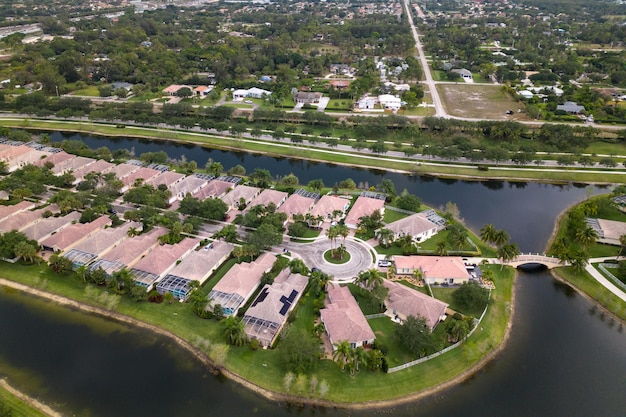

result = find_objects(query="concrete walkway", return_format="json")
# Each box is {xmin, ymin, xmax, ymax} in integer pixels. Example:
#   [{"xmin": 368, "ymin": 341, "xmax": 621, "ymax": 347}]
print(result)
[{"xmin": 586, "ymin": 258, "xmax": 626, "ymax": 302}]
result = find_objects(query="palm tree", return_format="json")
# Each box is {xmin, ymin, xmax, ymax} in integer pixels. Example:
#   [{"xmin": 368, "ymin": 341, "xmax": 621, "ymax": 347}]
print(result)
[
  {"xmin": 332, "ymin": 340, "xmax": 351, "ymax": 371},
  {"xmin": 326, "ymin": 225, "xmax": 339, "ymax": 256},
  {"xmin": 376, "ymin": 228, "xmax": 395, "ymax": 248},
  {"xmin": 447, "ymin": 319, "xmax": 471, "ymax": 343},
  {"xmin": 569, "ymin": 249, "xmax": 590, "ymax": 274},
  {"xmin": 497, "ymin": 243, "xmax": 521, "ymax": 269},
  {"xmin": 356, "ymin": 269, "xmax": 383, "ymax": 290},
  {"xmin": 232, "ymin": 246, "xmax": 244, "ymax": 262},
  {"xmin": 449, "ymin": 227, "xmax": 469, "ymax": 250},
  {"xmin": 435, "ymin": 241, "xmax": 448, "ymax": 256},
  {"xmin": 336, "ymin": 223, "xmax": 349, "ymax": 247},
  {"xmin": 480, "ymin": 224, "xmax": 497, "ymax": 245},
  {"xmin": 575, "ymin": 226, "xmax": 598, "ymax": 248},
  {"xmin": 397, "ymin": 234, "xmax": 416, "ymax": 254},
  {"xmin": 492, "ymin": 229, "xmax": 510, "ymax": 248},
  {"xmin": 205, "ymin": 159, "xmax": 224, "ymax": 177},
  {"xmin": 223, "ymin": 316, "xmax": 247, "ymax": 346}
]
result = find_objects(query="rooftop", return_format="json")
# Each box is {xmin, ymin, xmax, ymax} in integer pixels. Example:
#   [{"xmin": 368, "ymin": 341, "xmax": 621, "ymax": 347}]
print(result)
[
  {"xmin": 320, "ymin": 285, "xmax": 375, "ymax": 346},
  {"xmin": 383, "ymin": 280, "xmax": 448, "ymax": 330}
]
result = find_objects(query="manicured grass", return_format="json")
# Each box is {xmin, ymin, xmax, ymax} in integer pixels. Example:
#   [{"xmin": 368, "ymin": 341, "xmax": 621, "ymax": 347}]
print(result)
[
  {"xmin": 368, "ymin": 317, "xmax": 415, "ymax": 366},
  {"xmin": 420, "ymin": 230, "xmax": 476, "ymax": 253},
  {"xmin": 323, "ymin": 249, "xmax": 351, "ymax": 264},
  {"xmin": 347, "ymin": 283, "xmax": 383, "ymax": 315},
  {"xmin": 0, "ymin": 384, "xmax": 49, "ymax": 417},
  {"xmin": 70, "ymin": 86, "xmax": 101, "ymax": 97},
  {"xmin": 325, "ymin": 99, "xmax": 352, "ymax": 111},
  {"xmin": 552, "ymin": 266, "xmax": 626, "ymax": 321},
  {"xmin": 383, "ymin": 209, "xmax": 409, "ymax": 224}
]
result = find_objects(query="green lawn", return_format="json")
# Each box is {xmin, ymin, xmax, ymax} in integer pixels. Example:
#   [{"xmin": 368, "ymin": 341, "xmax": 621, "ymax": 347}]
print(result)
[
  {"xmin": 383, "ymin": 209, "xmax": 409, "ymax": 224},
  {"xmin": 0, "ymin": 383, "xmax": 49, "ymax": 417},
  {"xmin": 368, "ymin": 317, "xmax": 415, "ymax": 366},
  {"xmin": 347, "ymin": 283, "xmax": 384, "ymax": 315},
  {"xmin": 70, "ymin": 86, "xmax": 101, "ymax": 97},
  {"xmin": 325, "ymin": 99, "xmax": 352, "ymax": 111}
]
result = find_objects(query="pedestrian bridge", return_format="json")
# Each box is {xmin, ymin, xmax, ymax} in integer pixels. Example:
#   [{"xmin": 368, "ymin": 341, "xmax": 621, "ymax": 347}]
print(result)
[{"xmin": 502, "ymin": 253, "xmax": 564, "ymax": 269}]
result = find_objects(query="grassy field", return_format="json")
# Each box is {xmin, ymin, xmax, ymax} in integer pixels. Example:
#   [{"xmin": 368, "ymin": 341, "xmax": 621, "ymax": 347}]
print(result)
[
  {"xmin": 438, "ymin": 84, "xmax": 529, "ymax": 120},
  {"xmin": 70, "ymin": 86, "xmax": 100, "ymax": 97},
  {"xmin": 0, "ymin": 383, "xmax": 49, "ymax": 417}
]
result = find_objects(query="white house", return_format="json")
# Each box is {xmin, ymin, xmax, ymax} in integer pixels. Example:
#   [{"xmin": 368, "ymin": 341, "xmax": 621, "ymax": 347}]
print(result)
[{"xmin": 378, "ymin": 94, "xmax": 402, "ymax": 111}]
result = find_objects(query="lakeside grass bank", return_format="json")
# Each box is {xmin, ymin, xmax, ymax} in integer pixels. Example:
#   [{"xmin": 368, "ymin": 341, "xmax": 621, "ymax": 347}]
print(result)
[
  {"xmin": 1, "ymin": 118, "xmax": 625, "ymax": 184},
  {"xmin": 0, "ymin": 259, "xmax": 515, "ymax": 407}
]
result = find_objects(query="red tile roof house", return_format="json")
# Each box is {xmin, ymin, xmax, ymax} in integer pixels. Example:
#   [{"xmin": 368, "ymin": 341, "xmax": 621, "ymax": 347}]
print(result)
[
  {"xmin": 106, "ymin": 162, "xmax": 141, "ymax": 180},
  {"xmin": 89, "ymin": 227, "xmax": 167, "ymax": 276},
  {"xmin": 320, "ymin": 285, "xmax": 375, "ymax": 349},
  {"xmin": 191, "ymin": 179, "xmax": 234, "ymax": 201},
  {"xmin": 383, "ymin": 279, "xmax": 448, "ymax": 331},
  {"xmin": 162, "ymin": 84, "xmax": 193, "ymax": 96},
  {"xmin": 394, "ymin": 255, "xmax": 470, "ymax": 285},
  {"xmin": 221, "ymin": 185, "xmax": 261, "ymax": 210},
  {"xmin": 23, "ymin": 211, "xmax": 82, "ymax": 242},
  {"xmin": 344, "ymin": 196, "xmax": 386, "ymax": 229},
  {"xmin": 157, "ymin": 240, "xmax": 235, "ymax": 300},
  {"xmin": 382, "ymin": 212, "xmax": 444, "ymax": 243},
  {"xmin": 62, "ymin": 221, "xmax": 143, "ymax": 268},
  {"xmin": 51, "ymin": 156, "xmax": 96, "ymax": 175},
  {"xmin": 207, "ymin": 252, "xmax": 276, "ymax": 316},
  {"xmin": 0, "ymin": 204, "xmax": 60, "ymax": 233},
  {"xmin": 277, "ymin": 193, "xmax": 316, "ymax": 223},
  {"xmin": 309, "ymin": 195, "xmax": 350, "ymax": 226},
  {"xmin": 242, "ymin": 269, "xmax": 308, "ymax": 347},
  {"xmin": 146, "ymin": 171, "xmax": 186, "ymax": 190},
  {"xmin": 0, "ymin": 201, "xmax": 37, "ymax": 222},
  {"xmin": 167, "ymin": 175, "xmax": 210, "ymax": 204},
  {"xmin": 120, "ymin": 167, "xmax": 161, "ymax": 193},
  {"xmin": 243, "ymin": 189, "xmax": 288, "ymax": 212},
  {"xmin": 130, "ymin": 237, "xmax": 200, "ymax": 289},
  {"xmin": 70, "ymin": 159, "xmax": 115, "ymax": 185},
  {"xmin": 35, "ymin": 151, "xmax": 75, "ymax": 168},
  {"xmin": 40, "ymin": 216, "xmax": 113, "ymax": 253}
]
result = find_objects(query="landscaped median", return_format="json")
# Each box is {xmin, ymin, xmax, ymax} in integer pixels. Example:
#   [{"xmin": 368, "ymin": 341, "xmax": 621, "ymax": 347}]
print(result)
[
  {"xmin": 1, "ymin": 118, "xmax": 625, "ymax": 184},
  {"xmin": 0, "ymin": 259, "xmax": 515, "ymax": 406}
]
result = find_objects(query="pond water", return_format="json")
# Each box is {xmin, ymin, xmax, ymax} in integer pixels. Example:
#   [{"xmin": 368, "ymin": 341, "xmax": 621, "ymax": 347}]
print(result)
[{"xmin": 0, "ymin": 132, "xmax": 622, "ymax": 416}]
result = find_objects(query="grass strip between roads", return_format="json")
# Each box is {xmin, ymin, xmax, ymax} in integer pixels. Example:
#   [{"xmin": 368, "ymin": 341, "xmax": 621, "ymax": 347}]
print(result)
[
  {"xmin": 1, "ymin": 118, "xmax": 625, "ymax": 184},
  {"xmin": 0, "ymin": 259, "xmax": 514, "ymax": 405}
]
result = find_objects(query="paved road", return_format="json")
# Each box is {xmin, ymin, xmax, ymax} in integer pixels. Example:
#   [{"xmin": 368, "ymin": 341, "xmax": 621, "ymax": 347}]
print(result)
[
  {"xmin": 282, "ymin": 237, "xmax": 374, "ymax": 282},
  {"xmin": 403, "ymin": 0, "xmax": 447, "ymax": 118}
]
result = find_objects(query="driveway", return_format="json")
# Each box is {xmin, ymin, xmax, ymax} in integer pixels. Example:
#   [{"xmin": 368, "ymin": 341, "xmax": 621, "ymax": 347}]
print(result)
[{"xmin": 282, "ymin": 236, "xmax": 374, "ymax": 282}]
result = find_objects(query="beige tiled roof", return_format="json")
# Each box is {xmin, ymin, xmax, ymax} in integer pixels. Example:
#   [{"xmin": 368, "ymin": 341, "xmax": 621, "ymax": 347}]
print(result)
[
  {"xmin": 147, "ymin": 171, "xmax": 185, "ymax": 188},
  {"xmin": 170, "ymin": 176, "xmax": 210, "ymax": 200},
  {"xmin": 192, "ymin": 179, "xmax": 233, "ymax": 200},
  {"xmin": 344, "ymin": 196, "xmax": 385, "ymax": 227},
  {"xmin": 8, "ymin": 148, "xmax": 50, "ymax": 170},
  {"xmin": 71, "ymin": 159, "xmax": 115, "ymax": 182},
  {"xmin": 221, "ymin": 185, "xmax": 260, "ymax": 208},
  {"xmin": 309, "ymin": 195, "xmax": 350, "ymax": 220},
  {"xmin": 394, "ymin": 255, "xmax": 470, "ymax": 281},
  {"xmin": 211, "ymin": 252, "xmax": 276, "ymax": 298},
  {"xmin": 383, "ymin": 279, "xmax": 448, "ymax": 330},
  {"xmin": 320, "ymin": 285, "xmax": 375, "ymax": 346},
  {"xmin": 385, "ymin": 212, "xmax": 442, "ymax": 237},
  {"xmin": 51, "ymin": 156, "xmax": 96, "ymax": 175},
  {"xmin": 597, "ymin": 218, "xmax": 626, "ymax": 241},
  {"xmin": 99, "ymin": 227, "xmax": 166, "ymax": 267},
  {"xmin": 131, "ymin": 237, "xmax": 200, "ymax": 276},
  {"xmin": 0, "ymin": 144, "xmax": 33, "ymax": 163},
  {"xmin": 121, "ymin": 167, "xmax": 161, "ymax": 188},
  {"xmin": 40, "ymin": 216, "xmax": 112, "ymax": 252},
  {"xmin": 277, "ymin": 194, "xmax": 316, "ymax": 218},
  {"xmin": 35, "ymin": 151, "xmax": 74, "ymax": 168},
  {"xmin": 24, "ymin": 211, "xmax": 81, "ymax": 242},
  {"xmin": 0, "ymin": 201, "xmax": 36, "ymax": 221},
  {"xmin": 167, "ymin": 240, "xmax": 234, "ymax": 283},
  {"xmin": 107, "ymin": 163, "xmax": 141, "ymax": 180},
  {"xmin": 0, "ymin": 204, "xmax": 60, "ymax": 233},
  {"xmin": 72, "ymin": 221, "xmax": 142, "ymax": 257},
  {"xmin": 245, "ymin": 189, "xmax": 288, "ymax": 211}
]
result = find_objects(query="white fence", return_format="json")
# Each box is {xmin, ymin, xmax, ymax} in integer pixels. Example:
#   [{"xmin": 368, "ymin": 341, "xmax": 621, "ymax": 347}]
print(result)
[{"xmin": 597, "ymin": 263, "xmax": 626, "ymax": 292}]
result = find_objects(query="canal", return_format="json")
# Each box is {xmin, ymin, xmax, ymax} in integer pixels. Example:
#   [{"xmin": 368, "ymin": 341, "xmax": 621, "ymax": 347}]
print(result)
[{"xmin": 0, "ymin": 133, "xmax": 623, "ymax": 416}]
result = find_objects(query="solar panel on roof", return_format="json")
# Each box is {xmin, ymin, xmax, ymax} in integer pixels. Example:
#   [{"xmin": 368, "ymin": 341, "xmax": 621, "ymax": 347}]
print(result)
[
  {"xmin": 279, "ymin": 302, "xmax": 290, "ymax": 316},
  {"xmin": 285, "ymin": 289, "xmax": 298, "ymax": 302},
  {"xmin": 252, "ymin": 287, "xmax": 269, "ymax": 307}
]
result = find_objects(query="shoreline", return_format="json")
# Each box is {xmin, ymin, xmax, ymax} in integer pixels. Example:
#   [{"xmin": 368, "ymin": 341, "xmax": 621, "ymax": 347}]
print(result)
[
  {"xmin": 0, "ymin": 378, "xmax": 62, "ymax": 417},
  {"xmin": 0, "ymin": 273, "xmax": 516, "ymax": 410}
]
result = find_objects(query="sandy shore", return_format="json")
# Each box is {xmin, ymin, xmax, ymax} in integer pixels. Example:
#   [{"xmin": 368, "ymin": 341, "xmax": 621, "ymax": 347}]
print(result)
[{"xmin": 0, "ymin": 275, "xmax": 517, "ymax": 410}]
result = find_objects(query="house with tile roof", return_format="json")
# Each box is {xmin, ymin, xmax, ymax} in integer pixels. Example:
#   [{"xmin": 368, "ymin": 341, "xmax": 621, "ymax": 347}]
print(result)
[
  {"xmin": 394, "ymin": 255, "xmax": 470, "ymax": 285},
  {"xmin": 244, "ymin": 189, "xmax": 288, "ymax": 212},
  {"xmin": 40, "ymin": 216, "xmax": 112, "ymax": 253},
  {"xmin": 107, "ymin": 162, "xmax": 141, "ymax": 180},
  {"xmin": 382, "ymin": 211, "xmax": 444, "ymax": 243},
  {"xmin": 277, "ymin": 193, "xmax": 317, "ymax": 222},
  {"xmin": 344, "ymin": 196, "xmax": 385, "ymax": 229},
  {"xmin": 192, "ymin": 178, "xmax": 235, "ymax": 201},
  {"xmin": 120, "ymin": 167, "xmax": 161, "ymax": 192},
  {"xmin": 35, "ymin": 151, "xmax": 74, "ymax": 168},
  {"xmin": 0, "ymin": 144, "xmax": 37, "ymax": 172},
  {"xmin": 146, "ymin": 171, "xmax": 185, "ymax": 190},
  {"xmin": 0, "ymin": 201, "xmax": 36, "ymax": 221},
  {"xmin": 23, "ymin": 211, "xmax": 81, "ymax": 242},
  {"xmin": 383, "ymin": 279, "xmax": 448, "ymax": 330},
  {"xmin": 130, "ymin": 237, "xmax": 200, "ymax": 288},
  {"xmin": 320, "ymin": 285, "xmax": 375, "ymax": 349},
  {"xmin": 51, "ymin": 156, "xmax": 96, "ymax": 175},
  {"xmin": 0, "ymin": 204, "xmax": 60, "ymax": 233},
  {"xmin": 207, "ymin": 252, "xmax": 276, "ymax": 316},
  {"xmin": 242, "ymin": 270, "xmax": 308, "ymax": 347},
  {"xmin": 309, "ymin": 195, "xmax": 350, "ymax": 225},
  {"xmin": 221, "ymin": 185, "xmax": 261, "ymax": 210},
  {"xmin": 157, "ymin": 240, "xmax": 234, "ymax": 300},
  {"xmin": 3, "ymin": 146, "xmax": 50, "ymax": 172},
  {"xmin": 70, "ymin": 159, "xmax": 115, "ymax": 184}
]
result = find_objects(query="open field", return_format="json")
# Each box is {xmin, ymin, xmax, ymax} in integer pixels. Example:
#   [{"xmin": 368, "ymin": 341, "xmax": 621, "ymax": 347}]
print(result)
[{"xmin": 438, "ymin": 84, "xmax": 529, "ymax": 120}]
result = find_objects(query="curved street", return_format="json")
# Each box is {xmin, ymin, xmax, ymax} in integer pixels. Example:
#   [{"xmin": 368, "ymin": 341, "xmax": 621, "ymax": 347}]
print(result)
[{"xmin": 281, "ymin": 236, "xmax": 375, "ymax": 282}]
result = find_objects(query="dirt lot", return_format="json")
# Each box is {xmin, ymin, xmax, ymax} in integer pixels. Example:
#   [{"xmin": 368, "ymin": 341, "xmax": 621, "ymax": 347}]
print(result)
[{"xmin": 437, "ymin": 84, "xmax": 530, "ymax": 120}]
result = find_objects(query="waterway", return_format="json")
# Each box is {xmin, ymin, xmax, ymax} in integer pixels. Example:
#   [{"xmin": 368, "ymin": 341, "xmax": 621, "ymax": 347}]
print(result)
[{"xmin": 0, "ymin": 133, "xmax": 622, "ymax": 416}]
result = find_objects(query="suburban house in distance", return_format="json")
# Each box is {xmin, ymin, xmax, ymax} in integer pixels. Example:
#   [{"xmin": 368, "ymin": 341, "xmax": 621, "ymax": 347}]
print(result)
[
  {"xmin": 207, "ymin": 252, "xmax": 276, "ymax": 316},
  {"xmin": 242, "ymin": 269, "xmax": 308, "ymax": 347},
  {"xmin": 308, "ymin": 194, "xmax": 350, "ymax": 225},
  {"xmin": 382, "ymin": 209, "xmax": 446, "ymax": 243},
  {"xmin": 294, "ymin": 91, "xmax": 323, "ymax": 105},
  {"xmin": 320, "ymin": 285, "xmax": 375, "ymax": 349},
  {"xmin": 344, "ymin": 192, "xmax": 386, "ymax": 229},
  {"xmin": 232, "ymin": 87, "xmax": 271, "ymax": 100},
  {"xmin": 0, "ymin": 203, "xmax": 59, "ymax": 234},
  {"xmin": 244, "ymin": 189, "xmax": 288, "ymax": 212},
  {"xmin": 277, "ymin": 189, "xmax": 319, "ymax": 222},
  {"xmin": 394, "ymin": 255, "xmax": 470, "ymax": 285},
  {"xmin": 40, "ymin": 216, "xmax": 112, "ymax": 253},
  {"xmin": 383, "ymin": 279, "xmax": 448, "ymax": 331}
]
